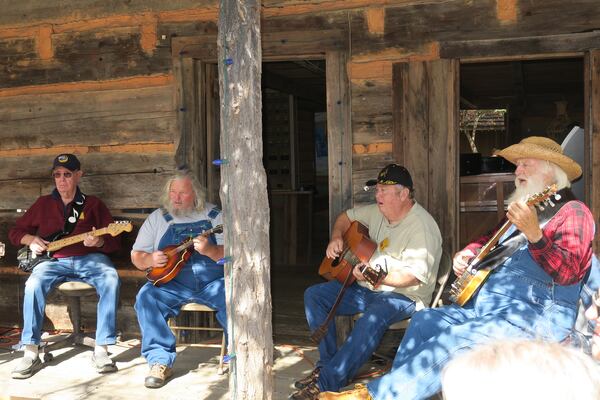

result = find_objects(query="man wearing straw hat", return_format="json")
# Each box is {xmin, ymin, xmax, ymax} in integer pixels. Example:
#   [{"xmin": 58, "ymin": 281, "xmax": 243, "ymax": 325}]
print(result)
[{"xmin": 319, "ymin": 137, "xmax": 595, "ymax": 400}]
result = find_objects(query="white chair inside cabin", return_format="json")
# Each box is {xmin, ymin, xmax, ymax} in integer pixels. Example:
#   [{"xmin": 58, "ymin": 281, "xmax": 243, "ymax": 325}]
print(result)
[{"xmin": 168, "ymin": 302, "xmax": 227, "ymax": 374}]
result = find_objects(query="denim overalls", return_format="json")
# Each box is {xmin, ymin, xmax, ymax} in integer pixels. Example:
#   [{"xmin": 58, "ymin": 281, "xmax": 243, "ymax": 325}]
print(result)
[
  {"xmin": 367, "ymin": 228, "xmax": 584, "ymax": 400},
  {"xmin": 134, "ymin": 211, "xmax": 227, "ymax": 368}
]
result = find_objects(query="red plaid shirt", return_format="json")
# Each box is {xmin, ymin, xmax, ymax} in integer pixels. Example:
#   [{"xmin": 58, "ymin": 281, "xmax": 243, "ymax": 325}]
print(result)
[{"xmin": 465, "ymin": 200, "xmax": 595, "ymax": 285}]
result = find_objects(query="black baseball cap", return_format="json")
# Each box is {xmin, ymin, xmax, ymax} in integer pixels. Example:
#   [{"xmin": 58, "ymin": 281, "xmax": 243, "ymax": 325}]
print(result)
[
  {"xmin": 365, "ymin": 164, "xmax": 413, "ymax": 189},
  {"xmin": 52, "ymin": 153, "xmax": 81, "ymax": 171}
]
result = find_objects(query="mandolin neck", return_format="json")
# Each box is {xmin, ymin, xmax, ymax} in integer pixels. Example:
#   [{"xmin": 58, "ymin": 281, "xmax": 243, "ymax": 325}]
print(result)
[{"xmin": 164, "ymin": 225, "xmax": 222, "ymax": 257}]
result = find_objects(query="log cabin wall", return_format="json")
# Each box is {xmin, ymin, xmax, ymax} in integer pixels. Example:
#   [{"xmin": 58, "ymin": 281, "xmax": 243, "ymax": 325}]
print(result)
[{"xmin": 1, "ymin": 0, "xmax": 600, "ymax": 335}]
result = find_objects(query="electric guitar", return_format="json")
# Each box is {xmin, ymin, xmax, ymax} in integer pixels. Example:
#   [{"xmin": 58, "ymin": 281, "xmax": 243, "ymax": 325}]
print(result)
[
  {"xmin": 16, "ymin": 221, "xmax": 133, "ymax": 272},
  {"xmin": 146, "ymin": 224, "xmax": 223, "ymax": 287},
  {"xmin": 449, "ymin": 185, "xmax": 558, "ymax": 306}
]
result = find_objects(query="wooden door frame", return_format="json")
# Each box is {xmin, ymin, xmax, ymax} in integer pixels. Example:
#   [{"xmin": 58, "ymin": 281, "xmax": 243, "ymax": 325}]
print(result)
[
  {"xmin": 392, "ymin": 59, "xmax": 460, "ymax": 259},
  {"xmin": 171, "ymin": 34, "xmax": 351, "ymax": 232}
]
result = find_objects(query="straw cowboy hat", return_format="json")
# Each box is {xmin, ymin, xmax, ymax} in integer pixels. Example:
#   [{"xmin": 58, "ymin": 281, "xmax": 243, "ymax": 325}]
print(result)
[{"xmin": 494, "ymin": 136, "xmax": 581, "ymax": 182}]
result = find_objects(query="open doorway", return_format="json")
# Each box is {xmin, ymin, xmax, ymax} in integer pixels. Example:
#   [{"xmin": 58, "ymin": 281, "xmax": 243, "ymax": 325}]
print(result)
[
  {"xmin": 261, "ymin": 61, "xmax": 328, "ymax": 344},
  {"xmin": 262, "ymin": 61, "xmax": 329, "ymax": 269},
  {"xmin": 458, "ymin": 58, "xmax": 584, "ymax": 247}
]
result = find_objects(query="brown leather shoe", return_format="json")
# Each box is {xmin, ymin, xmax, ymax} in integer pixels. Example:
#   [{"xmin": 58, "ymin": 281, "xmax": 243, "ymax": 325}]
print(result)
[
  {"xmin": 290, "ymin": 382, "xmax": 321, "ymax": 400},
  {"xmin": 294, "ymin": 367, "xmax": 320, "ymax": 389},
  {"xmin": 318, "ymin": 384, "xmax": 372, "ymax": 399},
  {"xmin": 145, "ymin": 364, "xmax": 173, "ymax": 388}
]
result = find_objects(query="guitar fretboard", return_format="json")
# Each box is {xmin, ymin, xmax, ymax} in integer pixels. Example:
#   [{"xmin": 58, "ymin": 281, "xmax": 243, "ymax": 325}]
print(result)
[{"xmin": 47, "ymin": 227, "xmax": 112, "ymax": 252}]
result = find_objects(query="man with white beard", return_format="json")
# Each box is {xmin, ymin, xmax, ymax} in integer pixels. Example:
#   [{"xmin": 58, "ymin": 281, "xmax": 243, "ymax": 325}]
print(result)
[
  {"xmin": 319, "ymin": 137, "xmax": 595, "ymax": 400},
  {"xmin": 131, "ymin": 169, "xmax": 225, "ymax": 388}
]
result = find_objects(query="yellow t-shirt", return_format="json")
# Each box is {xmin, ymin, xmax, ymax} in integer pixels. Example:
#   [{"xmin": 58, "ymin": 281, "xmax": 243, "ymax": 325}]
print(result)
[{"xmin": 346, "ymin": 202, "xmax": 442, "ymax": 309}]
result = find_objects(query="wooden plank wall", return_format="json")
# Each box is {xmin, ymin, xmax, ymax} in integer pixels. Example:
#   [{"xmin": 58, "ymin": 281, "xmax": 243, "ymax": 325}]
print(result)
[{"xmin": 1, "ymin": 0, "xmax": 600, "ymax": 334}]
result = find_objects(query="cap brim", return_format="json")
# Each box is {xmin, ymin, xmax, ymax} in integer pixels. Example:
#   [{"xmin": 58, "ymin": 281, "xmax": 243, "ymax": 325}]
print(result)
[{"xmin": 365, "ymin": 179, "xmax": 378, "ymax": 187}]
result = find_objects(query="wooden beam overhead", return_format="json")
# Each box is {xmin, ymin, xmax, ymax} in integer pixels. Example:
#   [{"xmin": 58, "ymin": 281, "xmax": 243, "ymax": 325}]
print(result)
[{"xmin": 441, "ymin": 31, "xmax": 600, "ymax": 60}]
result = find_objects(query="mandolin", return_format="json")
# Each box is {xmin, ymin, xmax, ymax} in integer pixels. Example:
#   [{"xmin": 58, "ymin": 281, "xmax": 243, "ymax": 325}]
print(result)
[
  {"xmin": 449, "ymin": 185, "xmax": 558, "ymax": 306},
  {"xmin": 16, "ymin": 221, "xmax": 133, "ymax": 272},
  {"xmin": 146, "ymin": 224, "xmax": 223, "ymax": 287}
]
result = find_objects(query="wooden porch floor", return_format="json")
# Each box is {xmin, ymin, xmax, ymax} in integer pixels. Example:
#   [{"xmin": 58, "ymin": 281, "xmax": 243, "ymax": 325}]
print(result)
[{"xmin": 0, "ymin": 260, "xmax": 398, "ymax": 399}]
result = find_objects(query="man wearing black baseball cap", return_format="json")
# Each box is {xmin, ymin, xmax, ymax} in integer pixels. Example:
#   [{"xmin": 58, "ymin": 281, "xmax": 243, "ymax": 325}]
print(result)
[
  {"xmin": 291, "ymin": 164, "xmax": 442, "ymax": 399},
  {"xmin": 9, "ymin": 154, "xmax": 121, "ymax": 378}
]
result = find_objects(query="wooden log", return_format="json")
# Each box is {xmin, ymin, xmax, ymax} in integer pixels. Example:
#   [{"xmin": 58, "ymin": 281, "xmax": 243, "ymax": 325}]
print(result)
[
  {"xmin": 351, "ymin": 1, "xmax": 600, "ymax": 56},
  {"xmin": 0, "ymin": 85, "xmax": 176, "ymax": 151},
  {"xmin": 441, "ymin": 31, "xmax": 600, "ymax": 60},
  {"xmin": 218, "ymin": 0, "xmax": 274, "ymax": 397},
  {"xmin": 0, "ymin": 151, "xmax": 175, "ymax": 180},
  {"xmin": 0, "ymin": 0, "xmax": 215, "ymax": 27},
  {"xmin": 0, "ymin": 29, "xmax": 172, "ymax": 88},
  {"xmin": 326, "ymin": 50, "xmax": 352, "ymax": 229},
  {"xmin": 352, "ymin": 79, "xmax": 392, "ymax": 143},
  {"xmin": 0, "ymin": 172, "xmax": 171, "ymax": 210},
  {"xmin": 588, "ymin": 50, "xmax": 600, "ymax": 254},
  {"xmin": 352, "ymin": 152, "xmax": 395, "ymax": 171},
  {"xmin": 173, "ymin": 28, "xmax": 346, "ymax": 60}
]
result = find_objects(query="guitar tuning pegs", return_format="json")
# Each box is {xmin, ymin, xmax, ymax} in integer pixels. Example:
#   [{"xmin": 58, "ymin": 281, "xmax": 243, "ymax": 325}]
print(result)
[
  {"xmin": 547, "ymin": 199, "xmax": 555, "ymax": 207},
  {"xmin": 537, "ymin": 204, "xmax": 545, "ymax": 211},
  {"xmin": 554, "ymin": 193, "xmax": 561, "ymax": 201}
]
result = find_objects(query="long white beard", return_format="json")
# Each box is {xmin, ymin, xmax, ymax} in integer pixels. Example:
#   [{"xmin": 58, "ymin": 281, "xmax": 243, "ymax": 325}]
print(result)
[
  {"xmin": 165, "ymin": 204, "xmax": 195, "ymax": 218},
  {"xmin": 507, "ymin": 179, "xmax": 548, "ymax": 204}
]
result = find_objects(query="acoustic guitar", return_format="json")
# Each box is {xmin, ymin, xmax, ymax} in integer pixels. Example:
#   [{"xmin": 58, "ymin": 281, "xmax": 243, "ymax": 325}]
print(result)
[
  {"xmin": 146, "ymin": 224, "xmax": 223, "ymax": 287},
  {"xmin": 449, "ymin": 185, "xmax": 558, "ymax": 306},
  {"xmin": 311, "ymin": 221, "xmax": 382, "ymax": 344},
  {"xmin": 318, "ymin": 221, "xmax": 378, "ymax": 285},
  {"xmin": 16, "ymin": 221, "xmax": 133, "ymax": 272}
]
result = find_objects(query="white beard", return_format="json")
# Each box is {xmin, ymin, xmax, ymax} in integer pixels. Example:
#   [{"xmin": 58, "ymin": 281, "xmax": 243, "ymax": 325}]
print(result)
[
  {"xmin": 507, "ymin": 178, "xmax": 548, "ymax": 204},
  {"xmin": 165, "ymin": 204, "xmax": 195, "ymax": 218}
]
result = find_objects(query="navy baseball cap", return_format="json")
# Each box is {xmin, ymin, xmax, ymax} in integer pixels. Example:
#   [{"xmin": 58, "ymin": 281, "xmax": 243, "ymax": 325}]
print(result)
[
  {"xmin": 365, "ymin": 164, "xmax": 413, "ymax": 189},
  {"xmin": 52, "ymin": 154, "xmax": 81, "ymax": 171}
]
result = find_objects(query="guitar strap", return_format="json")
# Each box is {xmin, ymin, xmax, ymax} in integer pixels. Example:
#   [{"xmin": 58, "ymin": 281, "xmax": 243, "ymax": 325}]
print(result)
[
  {"xmin": 60, "ymin": 190, "xmax": 87, "ymax": 238},
  {"xmin": 17, "ymin": 190, "xmax": 87, "ymax": 272},
  {"xmin": 475, "ymin": 188, "xmax": 576, "ymax": 272}
]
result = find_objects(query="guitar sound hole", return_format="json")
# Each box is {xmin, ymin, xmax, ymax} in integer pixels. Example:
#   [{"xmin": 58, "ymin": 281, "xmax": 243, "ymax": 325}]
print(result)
[{"xmin": 331, "ymin": 257, "xmax": 340, "ymax": 267}]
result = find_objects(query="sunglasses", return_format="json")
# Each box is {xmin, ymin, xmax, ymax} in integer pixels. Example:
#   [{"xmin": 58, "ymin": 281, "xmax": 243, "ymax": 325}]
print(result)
[{"xmin": 52, "ymin": 171, "xmax": 74, "ymax": 179}]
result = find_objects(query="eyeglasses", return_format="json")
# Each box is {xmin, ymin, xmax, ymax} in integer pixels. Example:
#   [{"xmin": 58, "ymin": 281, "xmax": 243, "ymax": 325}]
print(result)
[{"xmin": 52, "ymin": 172, "xmax": 73, "ymax": 179}]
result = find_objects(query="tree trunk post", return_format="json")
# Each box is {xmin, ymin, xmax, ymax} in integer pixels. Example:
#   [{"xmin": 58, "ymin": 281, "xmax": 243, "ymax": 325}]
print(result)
[{"xmin": 217, "ymin": 1, "xmax": 274, "ymax": 399}]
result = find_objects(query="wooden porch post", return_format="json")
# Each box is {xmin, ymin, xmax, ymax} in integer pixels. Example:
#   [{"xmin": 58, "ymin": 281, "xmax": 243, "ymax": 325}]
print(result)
[{"xmin": 218, "ymin": 1, "xmax": 274, "ymax": 399}]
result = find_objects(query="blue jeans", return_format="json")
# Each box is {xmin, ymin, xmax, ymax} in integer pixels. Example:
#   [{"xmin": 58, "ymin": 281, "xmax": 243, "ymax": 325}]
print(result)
[
  {"xmin": 366, "ymin": 263, "xmax": 580, "ymax": 400},
  {"xmin": 21, "ymin": 253, "xmax": 120, "ymax": 346},
  {"xmin": 135, "ymin": 268, "xmax": 227, "ymax": 367},
  {"xmin": 305, "ymin": 280, "xmax": 415, "ymax": 392}
]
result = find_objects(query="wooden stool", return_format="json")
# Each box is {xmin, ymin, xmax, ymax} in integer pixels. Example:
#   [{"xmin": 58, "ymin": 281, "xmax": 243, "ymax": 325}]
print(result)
[
  {"xmin": 168, "ymin": 303, "xmax": 226, "ymax": 374},
  {"xmin": 39, "ymin": 281, "xmax": 96, "ymax": 362}
]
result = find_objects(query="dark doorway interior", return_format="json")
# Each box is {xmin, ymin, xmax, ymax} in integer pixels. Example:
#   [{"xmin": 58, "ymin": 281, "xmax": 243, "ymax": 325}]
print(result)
[
  {"xmin": 262, "ymin": 60, "xmax": 329, "ymax": 268},
  {"xmin": 261, "ymin": 61, "xmax": 328, "ymax": 344},
  {"xmin": 459, "ymin": 58, "xmax": 584, "ymax": 247}
]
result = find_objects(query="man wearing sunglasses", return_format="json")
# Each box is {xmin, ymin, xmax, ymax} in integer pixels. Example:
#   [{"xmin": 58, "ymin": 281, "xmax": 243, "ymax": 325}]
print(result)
[{"xmin": 8, "ymin": 153, "xmax": 121, "ymax": 379}]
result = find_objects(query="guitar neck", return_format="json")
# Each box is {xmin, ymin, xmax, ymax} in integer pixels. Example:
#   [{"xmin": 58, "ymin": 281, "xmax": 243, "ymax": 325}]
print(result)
[{"xmin": 46, "ymin": 227, "xmax": 111, "ymax": 252}]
